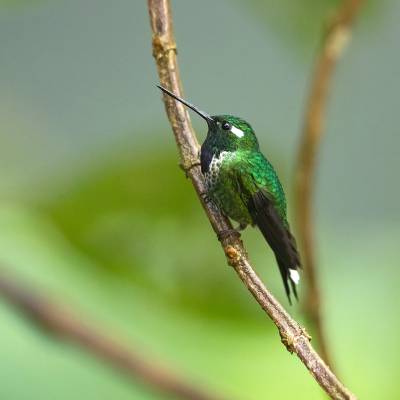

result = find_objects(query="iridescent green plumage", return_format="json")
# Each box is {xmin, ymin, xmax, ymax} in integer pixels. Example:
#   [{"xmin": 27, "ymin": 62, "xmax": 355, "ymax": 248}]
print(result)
[
  {"xmin": 157, "ymin": 86, "xmax": 301, "ymax": 303},
  {"xmin": 205, "ymin": 118, "xmax": 287, "ymax": 225}
]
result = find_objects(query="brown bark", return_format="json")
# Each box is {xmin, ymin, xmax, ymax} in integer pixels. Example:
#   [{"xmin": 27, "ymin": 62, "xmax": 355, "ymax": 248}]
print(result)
[
  {"xmin": 0, "ymin": 272, "xmax": 228, "ymax": 400},
  {"xmin": 148, "ymin": 1, "xmax": 358, "ymax": 399},
  {"xmin": 294, "ymin": 0, "xmax": 364, "ymax": 368}
]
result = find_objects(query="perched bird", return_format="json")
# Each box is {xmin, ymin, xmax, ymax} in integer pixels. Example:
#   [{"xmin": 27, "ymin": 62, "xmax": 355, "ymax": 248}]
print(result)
[{"xmin": 158, "ymin": 85, "xmax": 301, "ymax": 303}]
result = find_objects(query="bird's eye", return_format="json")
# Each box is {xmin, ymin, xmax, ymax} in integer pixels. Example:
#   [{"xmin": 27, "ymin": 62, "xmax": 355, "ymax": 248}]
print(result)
[{"xmin": 221, "ymin": 121, "xmax": 231, "ymax": 131}]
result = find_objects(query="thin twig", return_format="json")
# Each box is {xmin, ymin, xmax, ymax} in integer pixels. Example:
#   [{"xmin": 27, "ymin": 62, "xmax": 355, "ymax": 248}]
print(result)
[
  {"xmin": 148, "ymin": 1, "xmax": 357, "ymax": 399},
  {"xmin": 294, "ymin": 0, "xmax": 363, "ymax": 368},
  {"xmin": 0, "ymin": 272, "xmax": 227, "ymax": 400}
]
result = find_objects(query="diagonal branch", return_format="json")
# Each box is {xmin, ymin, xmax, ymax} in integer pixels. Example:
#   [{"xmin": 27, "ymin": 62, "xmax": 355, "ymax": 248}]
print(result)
[
  {"xmin": 294, "ymin": 0, "xmax": 364, "ymax": 368},
  {"xmin": 0, "ymin": 272, "xmax": 227, "ymax": 400},
  {"xmin": 148, "ymin": 1, "xmax": 357, "ymax": 399}
]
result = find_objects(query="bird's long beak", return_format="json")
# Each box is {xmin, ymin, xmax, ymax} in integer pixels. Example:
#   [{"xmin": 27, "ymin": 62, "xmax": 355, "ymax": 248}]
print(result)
[{"xmin": 157, "ymin": 85, "xmax": 214, "ymax": 126}]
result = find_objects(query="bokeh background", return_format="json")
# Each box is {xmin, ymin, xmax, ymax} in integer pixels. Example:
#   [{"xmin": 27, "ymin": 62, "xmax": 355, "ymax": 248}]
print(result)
[{"xmin": 1, "ymin": 0, "xmax": 399, "ymax": 399}]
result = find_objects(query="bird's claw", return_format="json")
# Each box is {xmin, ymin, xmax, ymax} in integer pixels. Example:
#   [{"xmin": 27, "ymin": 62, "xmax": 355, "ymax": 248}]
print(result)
[
  {"xmin": 217, "ymin": 228, "xmax": 241, "ymax": 242},
  {"xmin": 235, "ymin": 223, "xmax": 247, "ymax": 231},
  {"xmin": 200, "ymin": 192, "xmax": 212, "ymax": 204}
]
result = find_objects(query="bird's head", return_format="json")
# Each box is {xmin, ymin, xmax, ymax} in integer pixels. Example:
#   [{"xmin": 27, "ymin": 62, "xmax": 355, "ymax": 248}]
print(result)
[
  {"xmin": 157, "ymin": 85, "xmax": 259, "ymax": 152},
  {"xmin": 208, "ymin": 114, "xmax": 259, "ymax": 152}
]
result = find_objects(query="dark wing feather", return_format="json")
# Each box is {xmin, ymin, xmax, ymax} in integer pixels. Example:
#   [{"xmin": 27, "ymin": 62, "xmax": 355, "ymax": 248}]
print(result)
[{"xmin": 247, "ymin": 190, "xmax": 301, "ymax": 304}]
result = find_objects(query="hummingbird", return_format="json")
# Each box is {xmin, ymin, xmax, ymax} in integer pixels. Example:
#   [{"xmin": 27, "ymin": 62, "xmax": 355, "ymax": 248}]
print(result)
[{"xmin": 157, "ymin": 85, "xmax": 301, "ymax": 303}]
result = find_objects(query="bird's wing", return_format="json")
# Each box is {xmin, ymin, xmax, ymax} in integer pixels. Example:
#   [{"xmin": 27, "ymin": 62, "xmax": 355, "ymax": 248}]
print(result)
[{"xmin": 232, "ymin": 153, "xmax": 301, "ymax": 303}]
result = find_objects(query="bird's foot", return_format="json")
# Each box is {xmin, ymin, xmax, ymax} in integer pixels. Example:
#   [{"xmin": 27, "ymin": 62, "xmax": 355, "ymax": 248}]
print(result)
[
  {"xmin": 217, "ymin": 228, "xmax": 241, "ymax": 242},
  {"xmin": 235, "ymin": 222, "xmax": 248, "ymax": 231},
  {"xmin": 200, "ymin": 191, "xmax": 212, "ymax": 204}
]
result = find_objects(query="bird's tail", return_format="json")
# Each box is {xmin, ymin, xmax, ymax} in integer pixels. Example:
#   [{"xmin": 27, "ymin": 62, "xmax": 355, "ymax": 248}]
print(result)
[
  {"xmin": 247, "ymin": 190, "xmax": 301, "ymax": 304},
  {"xmin": 276, "ymin": 256, "xmax": 300, "ymax": 305},
  {"xmin": 274, "ymin": 225, "xmax": 301, "ymax": 305}
]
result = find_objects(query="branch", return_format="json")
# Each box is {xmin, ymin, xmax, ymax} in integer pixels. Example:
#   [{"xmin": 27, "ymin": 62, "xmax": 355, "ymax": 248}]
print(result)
[
  {"xmin": 294, "ymin": 0, "xmax": 364, "ymax": 367},
  {"xmin": 148, "ymin": 1, "xmax": 357, "ymax": 399},
  {"xmin": 0, "ymin": 272, "xmax": 227, "ymax": 400}
]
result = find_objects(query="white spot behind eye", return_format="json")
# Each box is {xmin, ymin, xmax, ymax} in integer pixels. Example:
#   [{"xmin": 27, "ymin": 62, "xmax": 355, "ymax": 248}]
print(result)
[{"xmin": 230, "ymin": 125, "xmax": 244, "ymax": 138}]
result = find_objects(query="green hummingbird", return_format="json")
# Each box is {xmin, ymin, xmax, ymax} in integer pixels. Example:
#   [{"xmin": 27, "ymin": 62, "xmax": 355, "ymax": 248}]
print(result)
[{"xmin": 158, "ymin": 85, "xmax": 301, "ymax": 303}]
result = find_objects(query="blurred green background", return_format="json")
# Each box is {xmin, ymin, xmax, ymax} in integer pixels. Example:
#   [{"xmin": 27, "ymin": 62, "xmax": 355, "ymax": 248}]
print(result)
[{"xmin": 0, "ymin": 0, "xmax": 399, "ymax": 399}]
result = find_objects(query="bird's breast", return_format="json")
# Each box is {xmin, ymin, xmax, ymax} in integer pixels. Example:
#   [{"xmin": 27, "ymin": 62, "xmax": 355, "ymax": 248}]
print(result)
[{"xmin": 203, "ymin": 151, "xmax": 231, "ymax": 190}]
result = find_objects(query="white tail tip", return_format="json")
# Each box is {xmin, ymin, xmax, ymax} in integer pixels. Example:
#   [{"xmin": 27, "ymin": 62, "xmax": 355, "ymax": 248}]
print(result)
[{"xmin": 289, "ymin": 269, "xmax": 300, "ymax": 285}]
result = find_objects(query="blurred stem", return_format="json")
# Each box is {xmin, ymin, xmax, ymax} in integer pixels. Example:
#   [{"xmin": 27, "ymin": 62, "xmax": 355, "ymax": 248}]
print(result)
[
  {"xmin": 148, "ymin": 1, "xmax": 357, "ymax": 399},
  {"xmin": 294, "ymin": 0, "xmax": 364, "ymax": 369},
  {"xmin": 0, "ymin": 272, "xmax": 227, "ymax": 400}
]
